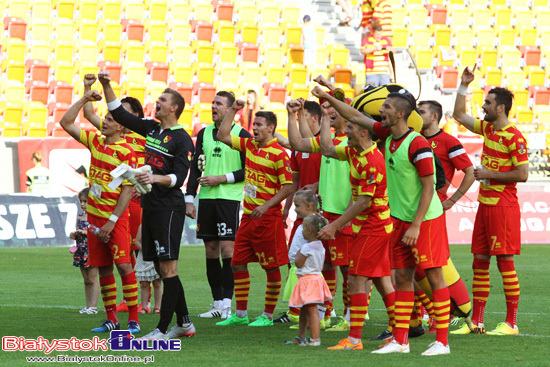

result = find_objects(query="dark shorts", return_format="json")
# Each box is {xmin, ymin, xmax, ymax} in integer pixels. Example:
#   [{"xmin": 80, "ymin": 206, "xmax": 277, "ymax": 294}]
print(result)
[
  {"xmin": 196, "ymin": 199, "xmax": 241, "ymax": 241},
  {"xmin": 141, "ymin": 209, "xmax": 185, "ymax": 262}
]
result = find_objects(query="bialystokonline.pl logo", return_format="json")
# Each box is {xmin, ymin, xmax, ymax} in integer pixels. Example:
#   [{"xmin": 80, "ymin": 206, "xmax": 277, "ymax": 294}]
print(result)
[{"xmin": 3, "ymin": 330, "xmax": 181, "ymax": 363}]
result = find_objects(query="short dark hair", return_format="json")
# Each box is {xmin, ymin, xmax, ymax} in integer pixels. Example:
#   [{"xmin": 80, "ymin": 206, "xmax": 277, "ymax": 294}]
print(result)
[
  {"xmin": 255, "ymin": 111, "xmax": 277, "ymax": 131},
  {"xmin": 387, "ymin": 93, "xmax": 414, "ymax": 120},
  {"xmin": 373, "ymin": 25, "xmax": 383, "ymax": 32},
  {"xmin": 303, "ymin": 101, "xmax": 322, "ymax": 123},
  {"xmin": 488, "ymin": 87, "xmax": 514, "ymax": 116},
  {"xmin": 121, "ymin": 96, "xmax": 144, "ymax": 118},
  {"xmin": 216, "ymin": 91, "xmax": 236, "ymax": 107},
  {"xmin": 418, "ymin": 100, "xmax": 443, "ymax": 123},
  {"xmin": 78, "ymin": 187, "xmax": 89, "ymax": 200},
  {"xmin": 163, "ymin": 88, "xmax": 185, "ymax": 119}
]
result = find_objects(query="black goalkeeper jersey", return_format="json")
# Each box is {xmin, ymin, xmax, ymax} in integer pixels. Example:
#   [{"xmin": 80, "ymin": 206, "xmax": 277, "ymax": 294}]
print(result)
[{"xmin": 110, "ymin": 104, "xmax": 194, "ymax": 211}]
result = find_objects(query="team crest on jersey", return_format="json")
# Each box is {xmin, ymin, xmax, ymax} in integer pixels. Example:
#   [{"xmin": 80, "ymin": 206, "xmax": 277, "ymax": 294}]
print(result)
[
  {"xmin": 286, "ymin": 162, "xmax": 292, "ymax": 172},
  {"xmin": 188, "ymin": 151, "xmax": 193, "ymax": 161},
  {"xmin": 113, "ymin": 151, "xmax": 118, "ymax": 159},
  {"xmin": 164, "ymin": 136, "xmax": 172, "ymax": 143},
  {"xmin": 367, "ymin": 174, "xmax": 376, "ymax": 184},
  {"xmin": 519, "ymin": 144, "xmax": 526, "ymax": 154},
  {"xmin": 133, "ymin": 138, "xmax": 137, "ymax": 145},
  {"xmin": 431, "ymin": 141, "xmax": 438, "ymax": 149},
  {"xmin": 498, "ymin": 137, "xmax": 503, "ymax": 145},
  {"xmin": 265, "ymin": 153, "xmax": 270, "ymax": 160}
]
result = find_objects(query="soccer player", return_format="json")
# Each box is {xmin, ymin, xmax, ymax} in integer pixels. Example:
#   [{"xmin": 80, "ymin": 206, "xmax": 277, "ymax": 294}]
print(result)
[
  {"xmin": 59, "ymin": 90, "xmax": 140, "ymax": 334},
  {"xmin": 318, "ymin": 88, "xmax": 452, "ymax": 355},
  {"xmin": 185, "ymin": 91, "xmax": 251, "ymax": 319},
  {"xmin": 216, "ymin": 100, "xmax": 293, "ymax": 327},
  {"xmin": 452, "ymin": 66, "xmax": 529, "ymax": 335},
  {"xmin": 286, "ymin": 93, "xmax": 353, "ymax": 331},
  {"xmin": 311, "ymin": 98, "xmax": 395, "ymax": 351},
  {"xmin": 98, "ymin": 71, "xmax": 197, "ymax": 340},
  {"xmin": 275, "ymin": 99, "xmax": 322, "ymax": 324}
]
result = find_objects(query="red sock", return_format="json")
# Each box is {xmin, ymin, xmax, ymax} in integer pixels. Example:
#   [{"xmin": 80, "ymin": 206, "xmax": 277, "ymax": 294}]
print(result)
[
  {"xmin": 121, "ymin": 272, "xmax": 139, "ymax": 323},
  {"xmin": 472, "ymin": 258, "xmax": 490, "ymax": 326},
  {"xmin": 415, "ymin": 289, "xmax": 435, "ymax": 318},
  {"xmin": 264, "ymin": 269, "xmax": 281, "ymax": 315},
  {"xmin": 432, "ymin": 287, "xmax": 450, "ymax": 346},
  {"xmin": 348, "ymin": 293, "xmax": 368, "ymax": 339},
  {"xmin": 393, "ymin": 291, "xmax": 414, "ymax": 345},
  {"xmin": 383, "ymin": 291, "xmax": 396, "ymax": 333},
  {"xmin": 288, "ymin": 307, "xmax": 300, "ymax": 317},
  {"xmin": 497, "ymin": 258, "xmax": 519, "ymax": 328},
  {"xmin": 233, "ymin": 271, "xmax": 250, "ymax": 313},
  {"xmin": 322, "ymin": 269, "xmax": 337, "ymax": 318},
  {"xmin": 100, "ymin": 274, "xmax": 118, "ymax": 323}
]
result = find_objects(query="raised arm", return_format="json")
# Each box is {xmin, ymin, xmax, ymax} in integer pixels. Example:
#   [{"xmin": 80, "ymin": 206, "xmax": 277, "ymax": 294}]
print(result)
[
  {"xmin": 453, "ymin": 65, "xmax": 477, "ymax": 133},
  {"xmin": 82, "ymin": 74, "xmax": 102, "ymax": 129},
  {"xmin": 319, "ymin": 102, "xmax": 338, "ymax": 159},
  {"xmin": 218, "ymin": 100, "xmax": 244, "ymax": 146},
  {"xmin": 60, "ymin": 91, "xmax": 102, "ymax": 141},
  {"xmin": 297, "ymin": 98, "xmax": 314, "ymax": 138},
  {"xmin": 311, "ymin": 86, "xmax": 377, "ymax": 133},
  {"xmin": 313, "ymin": 75, "xmax": 336, "ymax": 91},
  {"xmin": 287, "ymin": 99, "xmax": 313, "ymax": 153}
]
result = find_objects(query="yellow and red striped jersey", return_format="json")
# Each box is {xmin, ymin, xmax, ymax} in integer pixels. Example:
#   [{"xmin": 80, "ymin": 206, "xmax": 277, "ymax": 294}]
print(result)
[
  {"xmin": 362, "ymin": 35, "xmax": 391, "ymax": 74},
  {"xmin": 335, "ymin": 143, "xmax": 393, "ymax": 235},
  {"xmin": 123, "ymin": 131, "xmax": 146, "ymax": 167},
  {"xmin": 309, "ymin": 133, "xmax": 347, "ymax": 153},
  {"xmin": 79, "ymin": 130, "xmax": 137, "ymax": 219},
  {"xmin": 230, "ymin": 136, "xmax": 293, "ymax": 215},
  {"xmin": 373, "ymin": 0, "xmax": 393, "ymax": 38},
  {"xmin": 474, "ymin": 119, "xmax": 529, "ymax": 206}
]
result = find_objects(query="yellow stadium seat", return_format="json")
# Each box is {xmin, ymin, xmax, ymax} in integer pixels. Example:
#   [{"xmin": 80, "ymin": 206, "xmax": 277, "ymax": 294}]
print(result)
[
  {"xmin": 483, "ymin": 66, "xmax": 502, "ymax": 87},
  {"xmin": 261, "ymin": 47, "xmax": 284, "ymax": 65},
  {"xmin": 281, "ymin": 6, "xmax": 300, "ymax": 24},
  {"xmin": 193, "ymin": 3, "xmax": 213, "ymax": 22},
  {"xmin": 447, "ymin": 5, "xmax": 469, "ymax": 27},
  {"xmin": 478, "ymin": 46, "xmax": 498, "ymax": 69},
  {"xmin": 77, "ymin": 61, "xmax": 99, "ymax": 78},
  {"xmin": 169, "ymin": 41, "xmax": 192, "ymax": 63},
  {"xmin": 261, "ymin": 64, "xmax": 284, "ymax": 84},
  {"xmin": 4, "ymin": 38, "xmax": 26, "ymax": 63},
  {"xmin": 77, "ymin": 40, "xmax": 98, "ymax": 63},
  {"xmin": 456, "ymin": 46, "xmax": 476, "ymax": 68},
  {"xmin": 5, "ymin": 60, "xmax": 25, "ymax": 82},
  {"xmin": 329, "ymin": 44, "xmax": 350, "ymax": 66},
  {"xmin": 28, "ymin": 18, "xmax": 51, "ymax": 42},
  {"xmin": 53, "ymin": 19, "xmax": 75, "ymax": 42},
  {"xmin": 287, "ymin": 83, "xmax": 309, "ymax": 99},
  {"xmin": 492, "ymin": 5, "xmax": 512, "ymax": 26},
  {"xmin": 77, "ymin": 0, "xmax": 98, "ymax": 19},
  {"xmin": 525, "ymin": 66, "xmax": 545, "ymax": 87},
  {"xmin": 6, "ymin": 0, "xmax": 28, "ymax": 18},
  {"xmin": 414, "ymin": 47, "xmax": 434, "ymax": 72},
  {"xmin": 258, "ymin": 5, "xmax": 279, "ymax": 24},
  {"xmin": 509, "ymin": 86, "xmax": 528, "ymax": 108},
  {"xmin": 409, "ymin": 26, "xmax": 430, "ymax": 49},
  {"xmin": 100, "ymin": 40, "xmax": 121, "ymax": 63},
  {"xmin": 122, "ymin": 40, "xmax": 145, "ymax": 63},
  {"xmin": 31, "ymin": 1, "xmax": 52, "ymax": 17},
  {"xmin": 123, "ymin": 62, "xmax": 146, "ymax": 84},
  {"xmin": 124, "ymin": 0, "xmax": 145, "ymax": 20},
  {"xmin": 512, "ymin": 6, "xmax": 533, "ymax": 28},
  {"xmin": 179, "ymin": 108, "xmax": 193, "ymax": 132},
  {"xmin": 146, "ymin": 41, "xmax": 168, "ymax": 63},
  {"xmin": 122, "ymin": 82, "xmax": 146, "ymax": 103},
  {"xmin": 168, "ymin": 20, "xmax": 191, "ymax": 42},
  {"xmin": 537, "ymin": 26, "xmax": 550, "ymax": 47},
  {"xmin": 55, "ymin": 0, "xmax": 75, "ymax": 19},
  {"xmin": 147, "ymin": 0, "xmax": 167, "ymax": 21},
  {"xmin": 146, "ymin": 81, "xmax": 168, "ymax": 102},
  {"xmin": 516, "ymin": 26, "xmax": 537, "ymax": 47},
  {"xmin": 3, "ymin": 82, "xmax": 25, "ymax": 103},
  {"xmin": 240, "ymin": 62, "xmax": 263, "ymax": 85},
  {"xmin": 329, "ymin": 65, "xmax": 352, "ymax": 85},
  {"xmin": 315, "ymin": 49, "xmax": 328, "ymax": 66},
  {"xmin": 391, "ymin": 26, "xmax": 409, "ymax": 51},
  {"xmin": 285, "ymin": 45, "xmax": 304, "ymax": 65},
  {"xmin": 334, "ymin": 83, "xmax": 355, "ymax": 99},
  {"xmin": 100, "ymin": 0, "xmax": 122, "ymax": 20},
  {"xmin": 473, "ymin": 25, "xmax": 495, "ymax": 48},
  {"xmin": 392, "ymin": 8, "xmax": 405, "ymax": 27},
  {"xmin": 77, "ymin": 19, "xmax": 99, "ymax": 41},
  {"xmin": 145, "ymin": 20, "xmax": 167, "ymax": 42},
  {"xmin": 235, "ymin": 3, "xmax": 256, "ymax": 23},
  {"xmin": 499, "ymin": 47, "xmax": 521, "ymax": 69},
  {"xmin": 436, "ymin": 47, "xmax": 455, "ymax": 67},
  {"xmin": 3, "ymin": 101, "xmax": 24, "ymax": 124},
  {"xmin": 503, "ymin": 67, "xmax": 525, "ymax": 88},
  {"xmin": 192, "ymin": 40, "xmax": 215, "ymax": 64},
  {"xmin": 260, "ymin": 24, "xmax": 282, "ymax": 45},
  {"xmin": 286, "ymin": 64, "xmax": 307, "ymax": 85},
  {"xmin": 215, "ymin": 43, "xmax": 238, "ymax": 64},
  {"xmin": 216, "ymin": 66, "xmax": 239, "ymax": 85},
  {"xmin": 514, "ymin": 106, "xmax": 533, "ymax": 124},
  {"xmin": 100, "ymin": 19, "xmax": 122, "ymax": 42},
  {"xmin": 214, "ymin": 21, "xmax": 236, "ymax": 43},
  {"xmin": 2, "ymin": 127, "xmax": 22, "ymax": 137},
  {"xmin": 496, "ymin": 25, "xmax": 516, "ymax": 48},
  {"xmin": 170, "ymin": 63, "xmax": 193, "ymax": 84},
  {"xmin": 193, "ymin": 103, "xmax": 213, "ymax": 124},
  {"xmin": 237, "ymin": 21, "xmax": 259, "ymax": 44},
  {"xmin": 307, "ymin": 65, "xmax": 330, "ymax": 81},
  {"xmin": 27, "ymin": 41, "xmax": 50, "ymax": 63},
  {"xmin": 52, "ymin": 40, "xmax": 74, "ymax": 63},
  {"xmin": 169, "ymin": 1, "xmax": 189, "ymax": 21},
  {"xmin": 407, "ymin": 5, "xmax": 428, "ymax": 27},
  {"xmin": 315, "ymin": 28, "xmax": 325, "ymax": 47},
  {"xmin": 431, "ymin": 25, "xmax": 451, "ymax": 48},
  {"xmin": 452, "ymin": 26, "xmax": 473, "ymax": 49},
  {"xmin": 469, "ymin": 6, "xmax": 491, "ymax": 28},
  {"xmin": 193, "ymin": 63, "xmax": 215, "ymax": 84}
]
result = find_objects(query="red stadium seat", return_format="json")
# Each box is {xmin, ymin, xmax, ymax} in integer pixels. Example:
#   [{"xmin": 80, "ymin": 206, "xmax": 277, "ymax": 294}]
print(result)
[
  {"xmin": 123, "ymin": 19, "xmax": 144, "ymax": 42},
  {"xmin": 98, "ymin": 61, "xmax": 122, "ymax": 84},
  {"xmin": 263, "ymin": 83, "xmax": 286, "ymax": 104},
  {"xmin": 191, "ymin": 20, "xmax": 214, "ymax": 42},
  {"xmin": 25, "ymin": 80, "xmax": 49, "ymax": 104},
  {"xmin": 25, "ymin": 60, "xmax": 50, "ymax": 83},
  {"xmin": 146, "ymin": 61, "xmax": 169, "ymax": 83},
  {"xmin": 4, "ymin": 17, "xmax": 26, "ymax": 40},
  {"xmin": 48, "ymin": 102, "xmax": 70, "ymax": 122},
  {"xmin": 214, "ymin": 1, "xmax": 234, "ymax": 22},
  {"xmin": 192, "ymin": 82, "xmax": 217, "ymax": 104},
  {"xmin": 49, "ymin": 81, "xmax": 74, "ymax": 105},
  {"xmin": 237, "ymin": 42, "xmax": 259, "ymax": 63},
  {"xmin": 169, "ymin": 82, "xmax": 193, "ymax": 105},
  {"xmin": 426, "ymin": 5, "xmax": 447, "ymax": 25}
]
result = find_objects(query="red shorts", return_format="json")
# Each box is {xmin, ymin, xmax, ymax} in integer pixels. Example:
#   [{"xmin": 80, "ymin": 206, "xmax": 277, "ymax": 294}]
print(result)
[
  {"xmin": 391, "ymin": 215, "xmax": 449, "ymax": 270},
  {"xmin": 322, "ymin": 211, "xmax": 353, "ymax": 266},
  {"xmin": 232, "ymin": 213, "xmax": 289, "ymax": 270},
  {"xmin": 349, "ymin": 232, "xmax": 392, "ymax": 278},
  {"xmin": 472, "ymin": 204, "xmax": 521, "ymax": 256},
  {"xmin": 128, "ymin": 199, "xmax": 142, "ymax": 251},
  {"xmin": 87, "ymin": 213, "xmax": 132, "ymax": 267}
]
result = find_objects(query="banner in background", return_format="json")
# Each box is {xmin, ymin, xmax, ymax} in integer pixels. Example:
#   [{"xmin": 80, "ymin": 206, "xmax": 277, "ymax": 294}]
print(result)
[
  {"xmin": 446, "ymin": 191, "xmax": 550, "ymax": 244},
  {"xmin": 0, "ymin": 195, "xmax": 79, "ymax": 247},
  {"xmin": 18, "ymin": 138, "xmax": 90, "ymax": 195}
]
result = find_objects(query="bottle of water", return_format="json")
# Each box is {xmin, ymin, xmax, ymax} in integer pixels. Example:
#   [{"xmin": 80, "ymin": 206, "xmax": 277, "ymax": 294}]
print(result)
[
  {"xmin": 88, "ymin": 224, "xmax": 110, "ymax": 243},
  {"xmin": 475, "ymin": 154, "xmax": 489, "ymax": 185}
]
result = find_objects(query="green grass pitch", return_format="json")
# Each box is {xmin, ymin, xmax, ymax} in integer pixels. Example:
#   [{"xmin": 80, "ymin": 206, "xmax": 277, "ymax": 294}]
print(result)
[{"xmin": 1, "ymin": 244, "xmax": 549, "ymax": 366}]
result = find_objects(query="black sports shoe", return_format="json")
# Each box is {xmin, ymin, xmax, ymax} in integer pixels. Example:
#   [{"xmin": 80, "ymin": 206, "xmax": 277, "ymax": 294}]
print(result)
[
  {"xmin": 408, "ymin": 324, "xmax": 425, "ymax": 338},
  {"xmin": 273, "ymin": 312, "xmax": 292, "ymax": 323},
  {"xmin": 368, "ymin": 330, "xmax": 393, "ymax": 341}
]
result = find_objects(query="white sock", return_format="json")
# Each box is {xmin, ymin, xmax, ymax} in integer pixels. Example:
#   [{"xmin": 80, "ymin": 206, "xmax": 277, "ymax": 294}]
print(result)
[
  {"xmin": 348, "ymin": 336, "xmax": 360, "ymax": 344},
  {"xmin": 222, "ymin": 298, "xmax": 232, "ymax": 309},
  {"xmin": 344, "ymin": 308, "xmax": 351, "ymax": 323},
  {"xmin": 214, "ymin": 300, "xmax": 223, "ymax": 309},
  {"xmin": 262, "ymin": 312, "xmax": 273, "ymax": 320},
  {"xmin": 317, "ymin": 305, "xmax": 327, "ymax": 321},
  {"xmin": 236, "ymin": 310, "xmax": 247, "ymax": 318}
]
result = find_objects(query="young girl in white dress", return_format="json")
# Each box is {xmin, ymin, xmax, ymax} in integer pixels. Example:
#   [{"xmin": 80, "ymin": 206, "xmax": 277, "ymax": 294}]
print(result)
[{"xmin": 287, "ymin": 214, "xmax": 332, "ymax": 346}]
